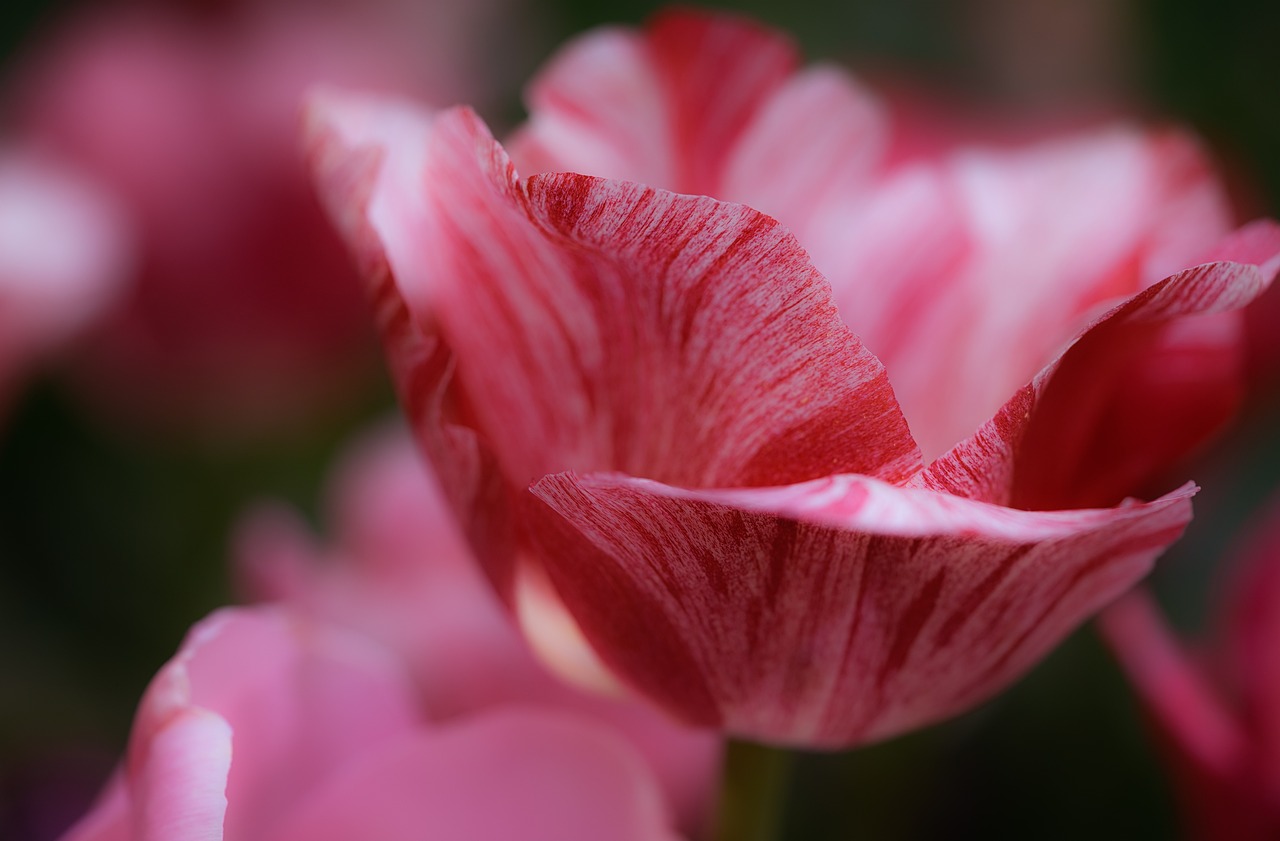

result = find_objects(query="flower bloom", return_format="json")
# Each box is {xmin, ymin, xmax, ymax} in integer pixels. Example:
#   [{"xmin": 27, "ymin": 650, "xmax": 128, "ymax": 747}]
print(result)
[
  {"xmin": 3, "ymin": 0, "xmax": 513, "ymax": 436},
  {"xmin": 232, "ymin": 421, "xmax": 721, "ymax": 836},
  {"xmin": 0, "ymin": 148, "xmax": 127, "ymax": 419},
  {"xmin": 60, "ymin": 607, "xmax": 684, "ymax": 841},
  {"xmin": 1101, "ymin": 494, "xmax": 1280, "ymax": 840},
  {"xmin": 307, "ymin": 10, "xmax": 1280, "ymax": 746}
]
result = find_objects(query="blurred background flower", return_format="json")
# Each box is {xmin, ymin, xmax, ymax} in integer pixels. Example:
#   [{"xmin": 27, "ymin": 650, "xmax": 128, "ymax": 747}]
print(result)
[
  {"xmin": 1101, "ymin": 496, "xmax": 1280, "ymax": 841},
  {"xmin": 0, "ymin": 0, "xmax": 1277, "ymax": 839},
  {"xmin": 4, "ymin": 0, "xmax": 536, "ymax": 439},
  {"xmin": 0, "ymin": 147, "xmax": 128, "ymax": 423},
  {"xmin": 59, "ymin": 606, "xmax": 688, "ymax": 841}
]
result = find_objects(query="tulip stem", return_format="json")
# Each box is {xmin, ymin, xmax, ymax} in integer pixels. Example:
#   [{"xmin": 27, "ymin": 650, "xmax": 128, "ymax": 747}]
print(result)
[{"xmin": 713, "ymin": 739, "xmax": 793, "ymax": 841}]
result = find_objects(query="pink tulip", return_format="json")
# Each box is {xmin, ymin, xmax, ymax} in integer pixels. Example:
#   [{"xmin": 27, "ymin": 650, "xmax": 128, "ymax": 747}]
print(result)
[
  {"xmin": 4, "ymin": 0, "xmax": 514, "ymax": 436},
  {"xmin": 60, "ymin": 607, "xmax": 682, "ymax": 841},
  {"xmin": 1101, "ymin": 495, "xmax": 1280, "ymax": 839},
  {"xmin": 232, "ymin": 421, "xmax": 722, "ymax": 836},
  {"xmin": 0, "ymin": 148, "xmax": 128, "ymax": 419},
  {"xmin": 304, "ymin": 10, "xmax": 1280, "ymax": 747}
]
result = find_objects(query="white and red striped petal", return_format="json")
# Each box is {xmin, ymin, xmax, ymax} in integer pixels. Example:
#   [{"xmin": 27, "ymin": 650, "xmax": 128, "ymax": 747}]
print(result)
[
  {"xmin": 528, "ymin": 471, "xmax": 1194, "ymax": 745},
  {"xmin": 919, "ymin": 220, "xmax": 1280, "ymax": 510},
  {"xmin": 307, "ymin": 93, "xmax": 921, "ymax": 591}
]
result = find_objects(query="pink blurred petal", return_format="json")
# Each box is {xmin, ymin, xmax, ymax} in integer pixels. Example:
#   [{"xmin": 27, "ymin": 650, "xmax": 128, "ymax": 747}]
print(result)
[
  {"xmin": 133, "ymin": 710, "xmax": 231, "ymax": 841},
  {"xmin": 528, "ymin": 470, "xmax": 1193, "ymax": 745},
  {"xmin": 123, "ymin": 607, "xmax": 422, "ymax": 841},
  {"xmin": 61, "ymin": 603, "xmax": 691, "ymax": 841},
  {"xmin": 1099, "ymin": 590, "xmax": 1247, "ymax": 780},
  {"xmin": 0, "ymin": 148, "xmax": 130, "ymax": 408},
  {"xmin": 511, "ymin": 10, "xmax": 798, "ymax": 197},
  {"xmin": 895, "ymin": 127, "xmax": 1234, "ymax": 457},
  {"xmin": 5, "ymin": 0, "xmax": 522, "ymax": 436},
  {"xmin": 273, "ymin": 711, "xmax": 680, "ymax": 841},
  {"xmin": 715, "ymin": 67, "xmax": 886, "ymax": 233},
  {"xmin": 230, "ymin": 502, "xmax": 316, "ymax": 604},
  {"xmin": 510, "ymin": 9, "xmax": 890, "ymax": 239},
  {"xmin": 1101, "ymin": 494, "xmax": 1280, "ymax": 838}
]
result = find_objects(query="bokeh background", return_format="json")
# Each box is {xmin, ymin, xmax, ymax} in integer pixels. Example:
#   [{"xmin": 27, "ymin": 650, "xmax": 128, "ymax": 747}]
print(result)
[{"xmin": 1, "ymin": 0, "xmax": 1278, "ymax": 839}]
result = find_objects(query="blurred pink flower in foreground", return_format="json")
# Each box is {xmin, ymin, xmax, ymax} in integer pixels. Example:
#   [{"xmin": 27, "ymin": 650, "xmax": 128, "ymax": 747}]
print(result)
[
  {"xmin": 232, "ymin": 422, "xmax": 721, "ymax": 837},
  {"xmin": 1101, "ymin": 496, "xmax": 1280, "ymax": 840},
  {"xmin": 306, "ymin": 9, "xmax": 1280, "ymax": 747},
  {"xmin": 59, "ymin": 607, "xmax": 682, "ymax": 841},
  {"xmin": 0, "ymin": 148, "xmax": 128, "ymax": 419},
  {"xmin": 4, "ymin": 0, "xmax": 518, "ymax": 436}
]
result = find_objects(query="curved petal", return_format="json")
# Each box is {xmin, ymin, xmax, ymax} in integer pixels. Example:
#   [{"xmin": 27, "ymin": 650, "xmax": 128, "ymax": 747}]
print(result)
[
  {"xmin": 918, "ymin": 219, "xmax": 1280, "ymax": 510},
  {"xmin": 1098, "ymin": 590, "xmax": 1247, "ymax": 781},
  {"xmin": 304, "ymin": 89, "xmax": 523, "ymax": 592},
  {"xmin": 509, "ymin": 9, "xmax": 894, "ymax": 241},
  {"xmin": 127, "ymin": 607, "xmax": 422, "ymax": 841},
  {"xmin": 798, "ymin": 164, "xmax": 971, "ymax": 383},
  {"xmin": 1100, "ymin": 583, "xmax": 1280, "ymax": 838},
  {"xmin": 509, "ymin": 9, "xmax": 799, "ymax": 198},
  {"xmin": 273, "ymin": 711, "xmax": 680, "ymax": 841},
  {"xmin": 133, "ymin": 710, "xmax": 231, "ymax": 841},
  {"xmin": 894, "ymin": 127, "xmax": 1235, "ymax": 458},
  {"xmin": 508, "ymin": 10, "xmax": 958, "ymax": 375},
  {"xmin": 306, "ymin": 92, "xmax": 921, "ymax": 585},
  {"xmin": 526, "ymin": 470, "xmax": 1193, "ymax": 746}
]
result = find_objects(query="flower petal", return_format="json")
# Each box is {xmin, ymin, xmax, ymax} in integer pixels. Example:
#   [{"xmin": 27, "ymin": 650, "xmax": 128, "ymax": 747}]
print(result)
[
  {"xmin": 306, "ymin": 92, "xmax": 922, "ymax": 587},
  {"xmin": 511, "ymin": 9, "xmax": 895, "ymax": 246},
  {"xmin": 509, "ymin": 9, "xmax": 799, "ymax": 199},
  {"xmin": 919, "ymin": 219, "xmax": 1280, "ymax": 510},
  {"xmin": 126, "ymin": 607, "xmax": 422, "ymax": 841},
  {"xmin": 1098, "ymin": 590, "xmax": 1247, "ymax": 783},
  {"xmin": 273, "ymin": 711, "xmax": 680, "ymax": 841},
  {"xmin": 509, "ymin": 10, "xmax": 968, "ymax": 384},
  {"xmin": 132, "ymin": 710, "xmax": 231, "ymax": 841},
  {"xmin": 305, "ymin": 89, "xmax": 524, "ymax": 591},
  {"xmin": 526, "ymin": 470, "xmax": 1194, "ymax": 746},
  {"xmin": 894, "ymin": 127, "xmax": 1235, "ymax": 459}
]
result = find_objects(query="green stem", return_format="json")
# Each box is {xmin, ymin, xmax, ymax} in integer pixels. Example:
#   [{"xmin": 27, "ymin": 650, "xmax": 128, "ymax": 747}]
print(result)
[{"xmin": 713, "ymin": 740, "xmax": 794, "ymax": 841}]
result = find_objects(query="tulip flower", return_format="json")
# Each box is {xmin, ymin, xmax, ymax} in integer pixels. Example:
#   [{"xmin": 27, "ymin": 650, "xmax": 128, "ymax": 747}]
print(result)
[
  {"xmin": 4, "ymin": 0, "xmax": 517, "ymax": 436},
  {"xmin": 305, "ymin": 10, "xmax": 1280, "ymax": 747},
  {"xmin": 232, "ymin": 421, "xmax": 721, "ymax": 837},
  {"xmin": 59, "ymin": 607, "xmax": 682, "ymax": 841},
  {"xmin": 1101, "ymin": 493, "xmax": 1280, "ymax": 840},
  {"xmin": 0, "ymin": 148, "xmax": 128, "ymax": 419}
]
